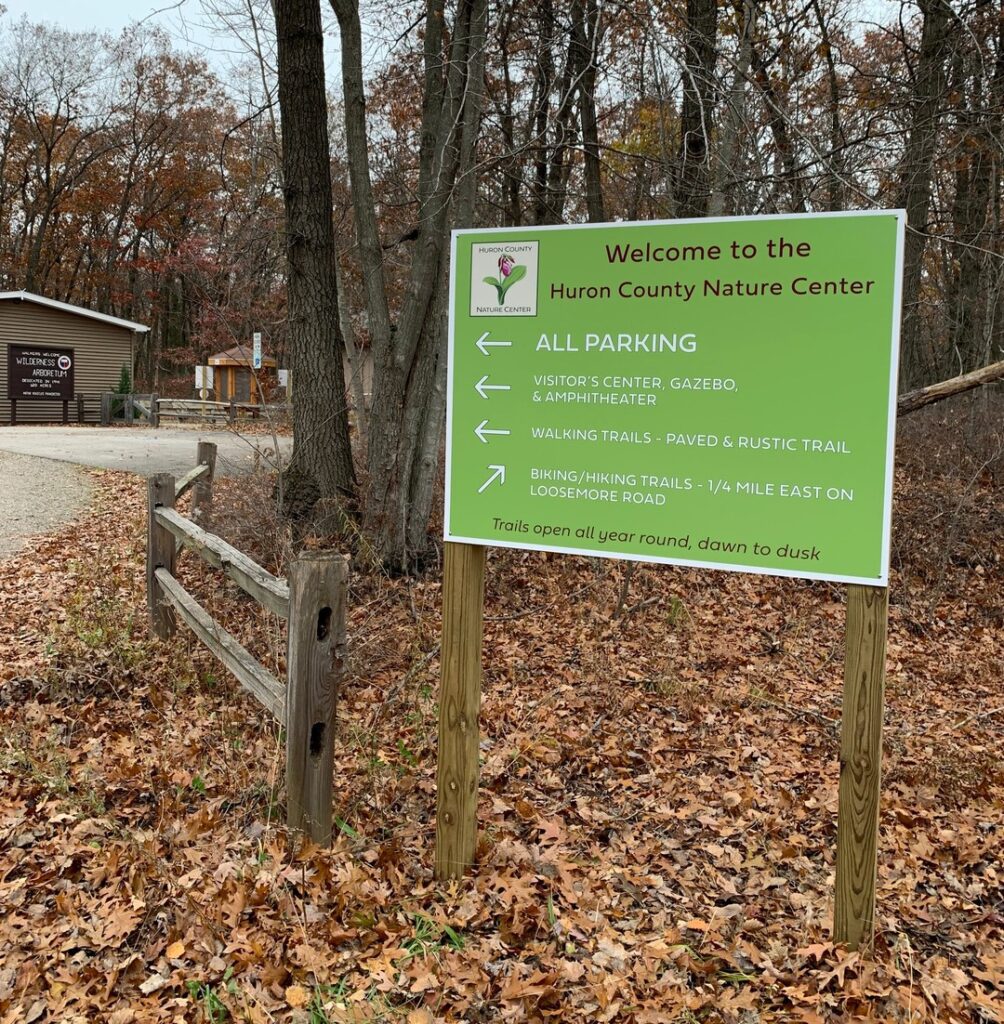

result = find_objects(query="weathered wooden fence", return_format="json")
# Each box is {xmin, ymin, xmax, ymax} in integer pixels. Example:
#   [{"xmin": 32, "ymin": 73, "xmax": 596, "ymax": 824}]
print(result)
[
  {"xmin": 102, "ymin": 393, "xmax": 288, "ymax": 427},
  {"xmin": 100, "ymin": 393, "xmax": 155, "ymax": 425},
  {"xmin": 146, "ymin": 445, "xmax": 347, "ymax": 844}
]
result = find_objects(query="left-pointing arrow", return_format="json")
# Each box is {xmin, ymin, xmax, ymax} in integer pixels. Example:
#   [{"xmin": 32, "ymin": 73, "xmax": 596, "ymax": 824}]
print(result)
[
  {"xmin": 475, "ymin": 331, "xmax": 513, "ymax": 355},
  {"xmin": 474, "ymin": 419, "xmax": 511, "ymax": 443},
  {"xmin": 475, "ymin": 375, "xmax": 511, "ymax": 399},
  {"xmin": 478, "ymin": 465, "xmax": 506, "ymax": 493}
]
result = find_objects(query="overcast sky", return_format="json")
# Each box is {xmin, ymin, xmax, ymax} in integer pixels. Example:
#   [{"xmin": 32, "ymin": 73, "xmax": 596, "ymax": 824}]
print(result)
[
  {"xmin": 5, "ymin": 0, "xmax": 901, "ymax": 91},
  {"xmin": 4, "ymin": 0, "xmax": 216, "ymax": 45}
]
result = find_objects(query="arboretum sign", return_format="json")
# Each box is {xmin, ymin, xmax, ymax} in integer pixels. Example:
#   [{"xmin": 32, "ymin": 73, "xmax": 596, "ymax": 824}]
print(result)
[
  {"xmin": 7, "ymin": 344, "xmax": 75, "ymax": 401},
  {"xmin": 445, "ymin": 211, "xmax": 904, "ymax": 585}
]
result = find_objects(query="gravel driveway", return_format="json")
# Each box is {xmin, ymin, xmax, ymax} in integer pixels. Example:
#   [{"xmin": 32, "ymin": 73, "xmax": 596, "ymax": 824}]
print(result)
[
  {"xmin": 0, "ymin": 426, "xmax": 290, "ymax": 562},
  {"xmin": 0, "ymin": 451, "xmax": 92, "ymax": 561},
  {"xmin": 0, "ymin": 426, "xmax": 290, "ymax": 477}
]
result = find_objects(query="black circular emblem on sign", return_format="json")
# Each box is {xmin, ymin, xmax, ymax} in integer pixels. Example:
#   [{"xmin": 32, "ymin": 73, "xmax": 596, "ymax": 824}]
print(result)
[{"xmin": 58, "ymin": 355, "xmax": 72, "ymax": 371}]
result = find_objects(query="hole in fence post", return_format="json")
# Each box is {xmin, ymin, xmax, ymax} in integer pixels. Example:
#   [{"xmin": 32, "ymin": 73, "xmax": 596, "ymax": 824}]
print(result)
[
  {"xmin": 316, "ymin": 607, "xmax": 332, "ymax": 640},
  {"xmin": 309, "ymin": 722, "xmax": 325, "ymax": 759}
]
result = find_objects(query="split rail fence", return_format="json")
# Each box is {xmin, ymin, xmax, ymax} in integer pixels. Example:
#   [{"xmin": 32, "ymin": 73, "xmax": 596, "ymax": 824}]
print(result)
[
  {"xmin": 146, "ymin": 443, "xmax": 347, "ymax": 844},
  {"xmin": 103, "ymin": 393, "xmax": 287, "ymax": 426}
]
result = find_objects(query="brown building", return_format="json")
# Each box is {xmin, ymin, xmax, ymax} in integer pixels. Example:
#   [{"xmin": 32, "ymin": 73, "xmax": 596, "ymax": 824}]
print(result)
[{"xmin": 1, "ymin": 291, "xmax": 148, "ymax": 424}]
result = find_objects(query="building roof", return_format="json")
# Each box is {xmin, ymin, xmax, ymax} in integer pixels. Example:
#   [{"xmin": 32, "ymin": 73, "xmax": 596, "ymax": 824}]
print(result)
[
  {"xmin": 0, "ymin": 290, "xmax": 150, "ymax": 333},
  {"xmin": 208, "ymin": 344, "xmax": 277, "ymax": 367}
]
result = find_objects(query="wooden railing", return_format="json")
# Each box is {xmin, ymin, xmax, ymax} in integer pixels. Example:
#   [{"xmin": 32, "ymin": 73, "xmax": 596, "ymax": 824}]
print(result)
[
  {"xmin": 146, "ymin": 447, "xmax": 347, "ymax": 844},
  {"xmin": 100, "ymin": 392, "xmax": 155, "ymax": 425},
  {"xmin": 102, "ymin": 393, "xmax": 288, "ymax": 427}
]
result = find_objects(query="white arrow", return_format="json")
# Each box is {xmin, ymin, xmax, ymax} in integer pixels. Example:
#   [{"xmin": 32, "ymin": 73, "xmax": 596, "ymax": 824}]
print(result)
[
  {"xmin": 474, "ymin": 419, "xmax": 511, "ymax": 444},
  {"xmin": 475, "ymin": 375, "xmax": 511, "ymax": 400},
  {"xmin": 475, "ymin": 331, "xmax": 513, "ymax": 356},
  {"xmin": 478, "ymin": 465, "xmax": 506, "ymax": 494}
]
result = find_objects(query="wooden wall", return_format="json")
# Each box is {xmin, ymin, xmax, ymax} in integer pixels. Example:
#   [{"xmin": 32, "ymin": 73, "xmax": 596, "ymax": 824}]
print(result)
[{"xmin": 0, "ymin": 299, "xmax": 135, "ymax": 424}]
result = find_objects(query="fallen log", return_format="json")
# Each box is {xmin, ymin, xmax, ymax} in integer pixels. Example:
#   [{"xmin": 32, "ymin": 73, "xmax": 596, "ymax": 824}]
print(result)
[{"xmin": 898, "ymin": 358, "xmax": 1004, "ymax": 416}]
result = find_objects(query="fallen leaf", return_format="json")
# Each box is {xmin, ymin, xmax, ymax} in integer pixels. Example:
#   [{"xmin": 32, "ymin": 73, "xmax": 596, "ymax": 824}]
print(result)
[{"xmin": 285, "ymin": 984, "xmax": 310, "ymax": 1008}]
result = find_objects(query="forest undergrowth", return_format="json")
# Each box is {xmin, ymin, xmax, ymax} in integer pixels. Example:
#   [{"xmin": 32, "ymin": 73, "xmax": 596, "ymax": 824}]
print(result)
[{"xmin": 0, "ymin": 397, "xmax": 1001, "ymax": 1023}]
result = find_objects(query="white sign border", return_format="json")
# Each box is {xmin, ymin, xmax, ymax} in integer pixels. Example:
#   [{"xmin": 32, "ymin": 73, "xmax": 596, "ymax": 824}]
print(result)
[{"xmin": 444, "ymin": 209, "xmax": 905, "ymax": 587}]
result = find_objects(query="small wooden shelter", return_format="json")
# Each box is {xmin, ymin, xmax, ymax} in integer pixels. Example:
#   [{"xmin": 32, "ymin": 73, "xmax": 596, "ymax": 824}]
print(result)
[{"xmin": 208, "ymin": 344, "xmax": 277, "ymax": 404}]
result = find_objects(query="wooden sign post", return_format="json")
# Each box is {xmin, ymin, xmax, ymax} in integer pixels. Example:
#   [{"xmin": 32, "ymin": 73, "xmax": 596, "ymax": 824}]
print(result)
[
  {"xmin": 435, "ymin": 542, "xmax": 486, "ymax": 880},
  {"xmin": 435, "ymin": 569, "xmax": 891, "ymax": 950},
  {"xmin": 834, "ymin": 584, "xmax": 889, "ymax": 949}
]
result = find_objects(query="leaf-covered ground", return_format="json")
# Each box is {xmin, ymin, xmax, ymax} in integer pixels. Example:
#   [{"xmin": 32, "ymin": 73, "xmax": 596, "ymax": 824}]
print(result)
[{"xmin": 1, "ymin": 407, "xmax": 1001, "ymax": 1023}]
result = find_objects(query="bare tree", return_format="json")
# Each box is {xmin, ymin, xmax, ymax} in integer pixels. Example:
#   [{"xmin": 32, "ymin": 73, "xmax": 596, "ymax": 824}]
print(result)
[{"xmin": 330, "ymin": 0, "xmax": 487, "ymax": 571}]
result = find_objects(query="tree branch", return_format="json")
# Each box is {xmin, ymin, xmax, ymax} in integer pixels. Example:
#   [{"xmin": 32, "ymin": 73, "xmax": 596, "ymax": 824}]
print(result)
[{"xmin": 897, "ymin": 358, "xmax": 1004, "ymax": 416}]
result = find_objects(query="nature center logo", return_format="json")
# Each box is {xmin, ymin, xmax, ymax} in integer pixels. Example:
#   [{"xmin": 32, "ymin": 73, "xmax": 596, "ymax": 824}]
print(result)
[{"xmin": 470, "ymin": 240, "xmax": 539, "ymax": 317}]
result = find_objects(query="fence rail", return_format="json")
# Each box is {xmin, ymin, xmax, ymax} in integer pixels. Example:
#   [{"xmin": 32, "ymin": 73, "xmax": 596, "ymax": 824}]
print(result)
[
  {"xmin": 146, "ymin": 444, "xmax": 347, "ymax": 844},
  {"xmin": 103, "ymin": 393, "xmax": 288, "ymax": 426}
]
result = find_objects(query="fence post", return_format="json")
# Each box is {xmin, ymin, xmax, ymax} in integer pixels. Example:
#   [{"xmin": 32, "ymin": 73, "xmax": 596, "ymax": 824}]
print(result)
[
  {"xmin": 125, "ymin": 394, "xmax": 134, "ymax": 425},
  {"xmin": 147, "ymin": 473, "xmax": 178, "ymax": 640},
  {"xmin": 101, "ymin": 392, "xmax": 111, "ymax": 426},
  {"xmin": 76, "ymin": 393, "xmax": 85, "ymax": 423},
  {"xmin": 286, "ymin": 552, "xmax": 348, "ymax": 845},
  {"xmin": 191, "ymin": 441, "xmax": 218, "ymax": 526},
  {"xmin": 229, "ymin": 398, "xmax": 236, "ymax": 424},
  {"xmin": 150, "ymin": 393, "xmax": 160, "ymax": 429}
]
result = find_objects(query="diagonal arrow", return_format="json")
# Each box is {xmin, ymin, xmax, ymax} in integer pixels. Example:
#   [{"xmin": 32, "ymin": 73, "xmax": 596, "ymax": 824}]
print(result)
[
  {"xmin": 475, "ymin": 375, "xmax": 511, "ymax": 400},
  {"xmin": 478, "ymin": 465, "xmax": 506, "ymax": 494},
  {"xmin": 475, "ymin": 331, "xmax": 513, "ymax": 356},
  {"xmin": 474, "ymin": 419, "xmax": 511, "ymax": 444}
]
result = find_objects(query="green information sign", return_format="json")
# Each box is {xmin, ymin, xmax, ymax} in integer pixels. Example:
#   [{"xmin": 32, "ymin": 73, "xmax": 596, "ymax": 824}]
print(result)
[{"xmin": 445, "ymin": 211, "xmax": 904, "ymax": 584}]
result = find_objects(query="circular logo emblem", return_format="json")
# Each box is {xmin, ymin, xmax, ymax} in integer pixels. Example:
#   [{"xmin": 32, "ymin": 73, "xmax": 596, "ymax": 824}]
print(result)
[{"xmin": 57, "ymin": 355, "xmax": 72, "ymax": 371}]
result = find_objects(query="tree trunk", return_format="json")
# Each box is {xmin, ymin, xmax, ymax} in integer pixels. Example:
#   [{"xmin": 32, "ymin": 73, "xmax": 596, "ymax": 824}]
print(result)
[
  {"xmin": 572, "ymin": 0, "xmax": 606, "ymax": 223},
  {"xmin": 750, "ymin": 39, "xmax": 805, "ymax": 212},
  {"xmin": 677, "ymin": 0, "xmax": 719, "ymax": 218},
  {"xmin": 274, "ymin": 0, "xmax": 356, "ymax": 515},
  {"xmin": 332, "ymin": 0, "xmax": 487, "ymax": 571},
  {"xmin": 947, "ymin": 8, "xmax": 1003, "ymax": 374},
  {"xmin": 896, "ymin": 0, "xmax": 953, "ymax": 389},
  {"xmin": 709, "ymin": 0, "xmax": 755, "ymax": 216},
  {"xmin": 812, "ymin": 0, "xmax": 846, "ymax": 212}
]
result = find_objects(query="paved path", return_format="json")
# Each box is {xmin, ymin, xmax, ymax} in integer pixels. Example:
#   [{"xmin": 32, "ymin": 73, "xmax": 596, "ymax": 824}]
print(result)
[
  {"xmin": 0, "ymin": 426, "xmax": 291, "ymax": 561},
  {"xmin": 0, "ymin": 426, "xmax": 290, "ymax": 478},
  {"xmin": 0, "ymin": 451, "xmax": 92, "ymax": 561}
]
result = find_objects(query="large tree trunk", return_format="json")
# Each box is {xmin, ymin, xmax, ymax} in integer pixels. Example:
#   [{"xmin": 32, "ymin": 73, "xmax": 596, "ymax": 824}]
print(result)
[
  {"xmin": 274, "ymin": 0, "xmax": 355, "ymax": 515},
  {"xmin": 896, "ymin": 0, "xmax": 953, "ymax": 389}
]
